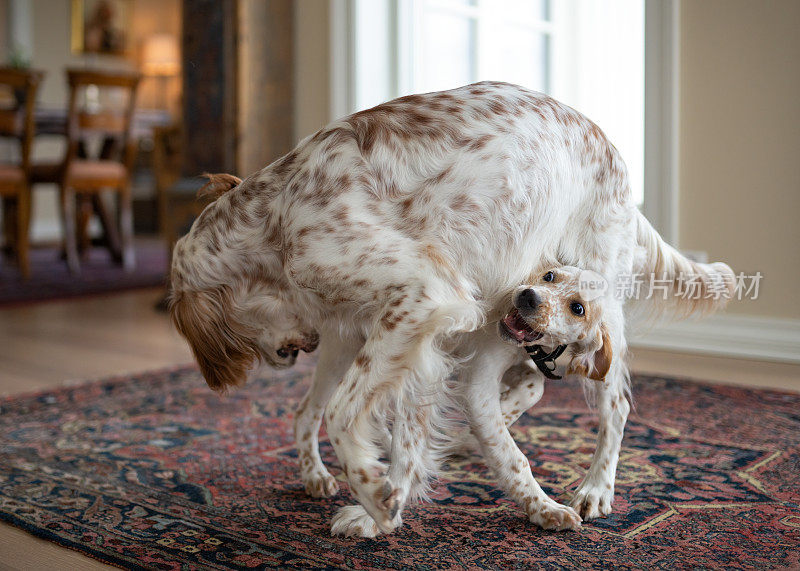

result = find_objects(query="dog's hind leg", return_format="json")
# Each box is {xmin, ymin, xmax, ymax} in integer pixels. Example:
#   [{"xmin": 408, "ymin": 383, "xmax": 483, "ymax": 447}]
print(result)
[{"xmin": 294, "ymin": 331, "xmax": 361, "ymax": 498}]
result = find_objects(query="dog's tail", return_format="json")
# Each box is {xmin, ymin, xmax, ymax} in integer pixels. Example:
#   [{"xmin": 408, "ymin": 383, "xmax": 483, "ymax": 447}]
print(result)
[
  {"xmin": 197, "ymin": 173, "xmax": 242, "ymax": 201},
  {"xmin": 629, "ymin": 209, "xmax": 735, "ymax": 321}
]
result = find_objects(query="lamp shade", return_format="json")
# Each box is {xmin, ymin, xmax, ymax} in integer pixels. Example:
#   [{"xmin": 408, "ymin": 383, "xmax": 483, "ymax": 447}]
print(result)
[{"xmin": 141, "ymin": 34, "xmax": 179, "ymax": 77}]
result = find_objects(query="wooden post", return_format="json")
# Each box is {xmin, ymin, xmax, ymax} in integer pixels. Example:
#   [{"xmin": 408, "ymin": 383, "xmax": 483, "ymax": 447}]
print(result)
[
  {"xmin": 180, "ymin": 0, "xmax": 239, "ymax": 176},
  {"xmin": 180, "ymin": 0, "xmax": 295, "ymax": 178}
]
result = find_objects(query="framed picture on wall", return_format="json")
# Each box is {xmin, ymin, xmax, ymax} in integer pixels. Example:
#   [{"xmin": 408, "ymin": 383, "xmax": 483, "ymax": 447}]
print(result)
[{"xmin": 71, "ymin": 0, "xmax": 132, "ymax": 56}]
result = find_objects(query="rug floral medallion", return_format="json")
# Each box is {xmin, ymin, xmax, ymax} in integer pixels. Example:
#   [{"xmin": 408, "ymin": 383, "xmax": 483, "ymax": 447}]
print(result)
[{"xmin": 0, "ymin": 356, "xmax": 798, "ymax": 569}]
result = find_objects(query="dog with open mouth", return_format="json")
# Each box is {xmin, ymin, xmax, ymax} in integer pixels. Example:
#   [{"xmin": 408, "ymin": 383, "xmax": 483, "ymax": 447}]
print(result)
[
  {"xmin": 433, "ymin": 265, "xmax": 617, "ymax": 532},
  {"xmin": 495, "ymin": 266, "xmax": 613, "ymax": 432},
  {"xmin": 450, "ymin": 266, "xmax": 611, "ymax": 468},
  {"xmin": 501, "ymin": 266, "xmax": 611, "ymax": 375}
]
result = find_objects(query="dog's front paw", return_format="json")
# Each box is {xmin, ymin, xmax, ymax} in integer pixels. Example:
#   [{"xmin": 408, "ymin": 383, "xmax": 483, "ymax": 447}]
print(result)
[
  {"xmin": 331, "ymin": 505, "xmax": 394, "ymax": 538},
  {"xmin": 302, "ymin": 470, "xmax": 339, "ymax": 498},
  {"xmin": 349, "ymin": 475, "xmax": 405, "ymax": 534},
  {"xmin": 528, "ymin": 499, "xmax": 582, "ymax": 531},
  {"xmin": 570, "ymin": 484, "xmax": 614, "ymax": 520}
]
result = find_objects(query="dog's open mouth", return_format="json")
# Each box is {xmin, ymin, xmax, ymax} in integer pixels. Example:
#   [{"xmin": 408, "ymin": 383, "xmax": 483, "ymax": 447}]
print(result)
[{"xmin": 500, "ymin": 309, "xmax": 543, "ymax": 344}]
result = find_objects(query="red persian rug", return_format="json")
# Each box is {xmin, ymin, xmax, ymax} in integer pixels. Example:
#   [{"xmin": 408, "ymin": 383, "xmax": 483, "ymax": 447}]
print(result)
[
  {"xmin": 0, "ymin": 237, "xmax": 168, "ymax": 307},
  {"xmin": 0, "ymin": 358, "xmax": 798, "ymax": 569}
]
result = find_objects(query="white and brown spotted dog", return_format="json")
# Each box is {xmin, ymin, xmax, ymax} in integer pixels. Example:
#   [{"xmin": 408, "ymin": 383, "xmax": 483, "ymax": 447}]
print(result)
[
  {"xmin": 169, "ymin": 82, "xmax": 734, "ymax": 538},
  {"xmin": 433, "ymin": 265, "xmax": 615, "ymax": 533},
  {"xmin": 497, "ymin": 265, "xmax": 614, "ymax": 426},
  {"xmin": 447, "ymin": 266, "xmax": 612, "ymax": 454}
]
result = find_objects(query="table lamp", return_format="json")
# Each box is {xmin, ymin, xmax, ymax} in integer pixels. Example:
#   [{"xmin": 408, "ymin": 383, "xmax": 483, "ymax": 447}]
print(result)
[{"xmin": 141, "ymin": 33, "xmax": 179, "ymax": 113}]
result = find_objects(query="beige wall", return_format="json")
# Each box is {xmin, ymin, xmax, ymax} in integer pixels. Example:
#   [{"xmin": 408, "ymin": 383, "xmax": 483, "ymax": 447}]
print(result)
[
  {"xmin": 24, "ymin": 0, "xmax": 180, "ymax": 110},
  {"xmin": 293, "ymin": 0, "xmax": 330, "ymax": 143},
  {"xmin": 679, "ymin": 0, "xmax": 800, "ymax": 320},
  {"xmin": 238, "ymin": 0, "xmax": 294, "ymax": 175}
]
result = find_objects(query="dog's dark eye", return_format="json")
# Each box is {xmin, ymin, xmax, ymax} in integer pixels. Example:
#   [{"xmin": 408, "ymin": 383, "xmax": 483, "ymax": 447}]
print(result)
[
  {"xmin": 570, "ymin": 302, "xmax": 585, "ymax": 316},
  {"xmin": 276, "ymin": 348, "xmax": 289, "ymax": 358},
  {"xmin": 543, "ymin": 271, "xmax": 554, "ymax": 282}
]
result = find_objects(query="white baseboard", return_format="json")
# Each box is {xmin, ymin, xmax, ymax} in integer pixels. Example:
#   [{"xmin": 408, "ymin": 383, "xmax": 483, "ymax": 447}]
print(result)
[{"xmin": 629, "ymin": 314, "xmax": 800, "ymax": 364}]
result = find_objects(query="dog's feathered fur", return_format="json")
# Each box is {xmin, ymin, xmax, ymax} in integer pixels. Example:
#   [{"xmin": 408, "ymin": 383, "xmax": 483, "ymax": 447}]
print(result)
[{"xmin": 170, "ymin": 82, "xmax": 734, "ymax": 536}]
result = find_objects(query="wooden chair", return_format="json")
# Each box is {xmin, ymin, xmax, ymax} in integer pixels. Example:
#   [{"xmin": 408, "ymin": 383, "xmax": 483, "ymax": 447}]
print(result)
[
  {"xmin": 31, "ymin": 69, "xmax": 141, "ymax": 274},
  {"xmin": 0, "ymin": 68, "xmax": 44, "ymax": 278}
]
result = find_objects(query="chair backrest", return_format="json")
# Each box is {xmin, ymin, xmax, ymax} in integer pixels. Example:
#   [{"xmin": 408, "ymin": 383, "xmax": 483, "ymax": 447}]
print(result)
[
  {"xmin": 0, "ymin": 67, "xmax": 44, "ymax": 172},
  {"xmin": 64, "ymin": 68, "xmax": 141, "ymax": 164}
]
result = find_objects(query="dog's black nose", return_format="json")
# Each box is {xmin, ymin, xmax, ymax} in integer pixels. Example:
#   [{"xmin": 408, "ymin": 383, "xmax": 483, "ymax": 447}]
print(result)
[{"xmin": 516, "ymin": 288, "xmax": 540, "ymax": 312}]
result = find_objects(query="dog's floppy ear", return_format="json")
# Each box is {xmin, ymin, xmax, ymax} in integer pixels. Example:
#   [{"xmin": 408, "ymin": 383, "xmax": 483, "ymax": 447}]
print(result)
[
  {"xmin": 566, "ymin": 324, "xmax": 613, "ymax": 382},
  {"xmin": 169, "ymin": 287, "xmax": 258, "ymax": 392},
  {"xmin": 197, "ymin": 173, "xmax": 243, "ymax": 201}
]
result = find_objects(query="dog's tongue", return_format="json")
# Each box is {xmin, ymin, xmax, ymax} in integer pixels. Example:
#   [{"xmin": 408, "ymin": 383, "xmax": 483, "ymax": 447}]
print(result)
[
  {"xmin": 502, "ymin": 309, "xmax": 542, "ymax": 343},
  {"xmin": 502, "ymin": 311, "xmax": 528, "ymax": 342}
]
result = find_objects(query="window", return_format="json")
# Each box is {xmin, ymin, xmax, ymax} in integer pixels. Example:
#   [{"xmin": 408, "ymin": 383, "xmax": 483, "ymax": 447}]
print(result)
[
  {"xmin": 400, "ymin": 0, "xmax": 553, "ymax": 95},
  {"xmin": 341, "ymin": 0, "xmax": 655, "ymax": 210}
]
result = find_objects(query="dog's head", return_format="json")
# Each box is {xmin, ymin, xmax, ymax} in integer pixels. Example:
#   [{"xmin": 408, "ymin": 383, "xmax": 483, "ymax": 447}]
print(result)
[
  {"xmin": 168, "ymin": 174, "xmax": 319, "ymax": 392},
  {"xmin": 169, "ymin": 283, "xmax": 319, "ymax": 391},
  {"xmin": 498, "ymin": 266, "xmax": 612, "ymax": 381}
]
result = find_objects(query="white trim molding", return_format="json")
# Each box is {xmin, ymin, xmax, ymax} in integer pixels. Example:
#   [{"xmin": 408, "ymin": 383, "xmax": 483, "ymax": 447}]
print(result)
[
  {"xmin": 630, "ymin": 314, "xmax": 800, "ymax": 364},
  {"xmin": 643, "ymin": 0, "xmax": 680, "ymax": 246}
]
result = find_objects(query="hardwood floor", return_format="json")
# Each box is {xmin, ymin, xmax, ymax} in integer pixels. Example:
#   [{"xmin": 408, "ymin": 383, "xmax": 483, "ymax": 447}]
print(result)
[
  {"xmin": 0, "ymin": 288, "xmax": 797, "ymax": 569},
  {"xmin": 0, "ymin": 289, "xmax": 192, "ymax": 395},
  {"xmin": 0, "ymin": 288, "xmax": 192, "ymax": 570}
]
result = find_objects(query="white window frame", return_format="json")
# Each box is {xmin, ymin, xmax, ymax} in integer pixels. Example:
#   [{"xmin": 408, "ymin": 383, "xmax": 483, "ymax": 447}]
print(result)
[
  {"xmin": 643, "ymin": 0, "xmax": 680, "ymax": 246},
  {"xmin": 329, "ymin": 0, "xmax": 679, "ymax": 244}
]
